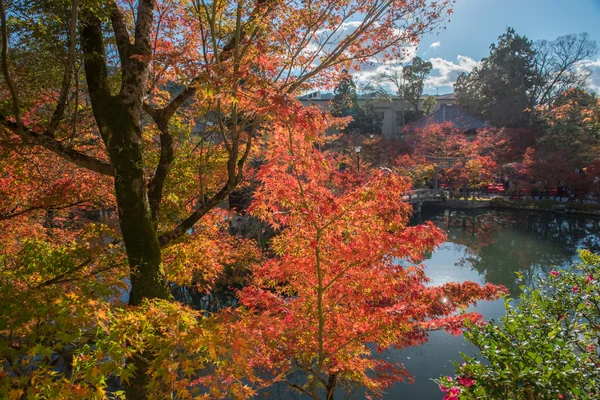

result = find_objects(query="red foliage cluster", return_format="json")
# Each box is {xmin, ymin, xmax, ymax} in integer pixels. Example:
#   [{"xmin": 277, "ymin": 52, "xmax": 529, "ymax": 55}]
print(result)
[{"xmin": 236, "ymin": 106, "xmax": 506, "ymax": 398}]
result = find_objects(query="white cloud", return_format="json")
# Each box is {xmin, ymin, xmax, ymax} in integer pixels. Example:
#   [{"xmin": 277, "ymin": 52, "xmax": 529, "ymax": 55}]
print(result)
[
  {"xmin": 350, "ymin": 46, "xmax": 417, "ymax": 84},
  {"xmin": 322, "ymin": 53, "xmax": 600, "ymax": 95},
  {"xmin": 425, "ymin": 55, "xmax": 480, "ymax": 89},
  {"xmin": 577, "ymin": 57, "xmax": 600, "ymax": 93},
  {"xmin": 351, "ymin": 63, "xmax": 401, "ymax": 85},
  {"xmin": 430, "ymin": 41, "xmax": 441, "ymax": 49},
  {"xmin": 315, "ymin": 20, "xmax": 363, "ymax": 38},
  {"xmin": 347, "ymin": 55, "xmax": 480, "ymax": 92},
  {"xmin": 342, "ymin": 20, "xmax": 363, "ymax": 28},
  {"xmin": 421, "ymin": 56, "xmax": 600, "ymax": 93}
]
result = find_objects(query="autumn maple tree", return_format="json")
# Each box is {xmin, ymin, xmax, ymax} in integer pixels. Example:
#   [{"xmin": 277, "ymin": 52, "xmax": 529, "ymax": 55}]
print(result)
[
  {"xmin": 520, "ymin": 88, "xmax": 600, "ymax": 197},
  {"xmin": 237, "ymin": 105, "xmax": 506, "ymax": 399},
  {"xmin": 406, "ymin": 122, "xmax": 504, "ymax": 196},
  {"xmin": 0, "ymin": 0, "xmax": 464, "ymax": 397}
]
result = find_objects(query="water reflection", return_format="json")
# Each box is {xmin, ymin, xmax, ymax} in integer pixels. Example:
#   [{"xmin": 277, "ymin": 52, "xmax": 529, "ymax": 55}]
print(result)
[
  {"xmin": 418, "ymin": 208, "xmax": 600, "ymax": 296},
  {"xmin": 172, "ymin": 285, "xmax": 237, "ymax": 314}
]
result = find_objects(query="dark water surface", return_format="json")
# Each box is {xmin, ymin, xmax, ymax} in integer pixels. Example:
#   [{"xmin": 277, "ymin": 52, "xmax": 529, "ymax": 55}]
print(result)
[{"xmin": 266, "ymin": 208, "xmax": 600, "ymax": 399}]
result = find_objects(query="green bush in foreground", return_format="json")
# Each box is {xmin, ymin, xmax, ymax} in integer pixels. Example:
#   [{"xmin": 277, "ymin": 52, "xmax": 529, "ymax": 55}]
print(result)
[{"xmin": 437, "ymin": 250, "xmax": 600, "ymax": 400}]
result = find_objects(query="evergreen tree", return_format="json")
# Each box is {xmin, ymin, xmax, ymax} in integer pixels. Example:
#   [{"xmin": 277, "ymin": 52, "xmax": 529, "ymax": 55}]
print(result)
[
  {"xmin": 455, "ymin": 71, "xmax": 485, "ymax": 117},
  {"xmin": 455, "ymin": 28, "xmax": 536, "ymax": 127},
  {"xmin": 455, "ymin": 28, "xmax": 596, "ymax": 128},
  {"xmin": 331, "ymin": 70, "xmax": 359, "ymax": 117},
  {"xmin": 331, "ymin": 71, "xmax": 383, "ymax": 135}
]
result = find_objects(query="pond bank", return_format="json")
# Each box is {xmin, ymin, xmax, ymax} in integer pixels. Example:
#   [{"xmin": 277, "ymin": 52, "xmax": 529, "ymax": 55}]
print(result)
[{"xmin": 426, "ymin": 197, "xmax": 600, "ymax": 216}]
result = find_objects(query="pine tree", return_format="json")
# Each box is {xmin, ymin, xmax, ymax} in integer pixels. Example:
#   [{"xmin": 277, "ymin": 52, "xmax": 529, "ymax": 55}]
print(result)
[{"xmin": 331, "ymin": 70, "xmax": 359, "ymax": 117}]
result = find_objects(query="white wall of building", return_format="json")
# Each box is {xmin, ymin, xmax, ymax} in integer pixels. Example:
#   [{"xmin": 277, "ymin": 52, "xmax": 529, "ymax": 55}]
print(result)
[{"xmin": 299, "ymin": 93, "xmax": 455, "ymax": 138}]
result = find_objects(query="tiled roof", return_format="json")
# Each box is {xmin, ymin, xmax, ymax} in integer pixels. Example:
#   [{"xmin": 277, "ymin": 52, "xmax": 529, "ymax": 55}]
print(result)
[{"xmin": 409, "ymin": 105, "xmax": 486, "ymax": 131}]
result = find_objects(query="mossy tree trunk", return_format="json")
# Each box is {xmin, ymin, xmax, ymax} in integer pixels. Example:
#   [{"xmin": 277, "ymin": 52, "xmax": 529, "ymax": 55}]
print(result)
[
  {"xmin": 81, "ymin": 3, "xmax": 171, "ymax": 304},
  {"xmin": 81, "ymin": 5, "xmax": 170, "ymax": 398}
]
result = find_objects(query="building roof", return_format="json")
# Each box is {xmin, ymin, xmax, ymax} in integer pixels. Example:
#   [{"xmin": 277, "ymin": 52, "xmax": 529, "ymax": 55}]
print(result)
[
  {"xmin": 297, "ymin": 92, "xmax": 335, "ymax": 101},
  {"xmin": 431, "ymin": 93, "xmax": 455, "ymax": 100},
  {"xmin": 409, "ymin": 105, "xmax": 486, "ymax": 131},
  {"xmin": 297, "ymin": 91, "xmax": 455, "ymax": 101}
]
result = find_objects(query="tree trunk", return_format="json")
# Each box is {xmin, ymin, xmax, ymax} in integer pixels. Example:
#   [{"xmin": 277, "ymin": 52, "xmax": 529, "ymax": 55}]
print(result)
[
  {"xmin": 104, "ymin": 101, "xmax": 171, "ymax": 306},
  {"xmin": 80, "ymin": 11, "xmax": 170, "ymax": 398},
  {"xmin": 104, "ymin": 97, "xmax": 171, "ymax": 400},
  {"xmin": 80, "ymin": 14, "xmax": 171, "ymax": 303},
  {"xmin": 325, "ymin": 373, "xmax": 337, "ymax": 400}
]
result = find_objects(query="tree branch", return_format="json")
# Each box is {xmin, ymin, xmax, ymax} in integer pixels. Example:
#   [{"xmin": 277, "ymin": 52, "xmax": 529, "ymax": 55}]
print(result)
[
  {"xmin": 0, "ymin": 200, "xmax": 87, "ymax": 222},
  {"xmin": 0, "ymin": 0, "xmax": 23, "ymax": 131},
  {"xmin": 158, "ymin": 118, "xmax": 257, "ymax": 246},
  {"xmin": 158, "ymin": 181, "xmax": 235, "ymax": 246},
  {"xmin": 144, "ymin": 0, "xmax": 273, "ymax": 234},
  {"xmin": 146, "ymin": 0, "xmax": 273, "ymax": 121},
  {"xmin": 156, "ymin": 78, "xmax": 201, "ymax": 119},
  {"xmin": 35, "ymin": 250, "xmax": 123, "ymax": 288},
  {"xmin": 109, "ymin": 0, "xmax": 131, "ymax": 67},
  {"xmin": 142, "ymin": 103, "xmax": 174, "ymax": 225},
  {"xmin": 0, "ymin": 114, "xmax": 113, "ymax": 176},
  {"xmin": 118, "ymin": 0, "xmax": 154, "ymax": 114},
  {"xmin": 46, "ymin": 0, "xmax": 79, "ymax": 137},
  {"xmin": 147, "ymin": 123, "xmax": 173, "ymax": 225},
  {"xmin": 80, "ymin": 12, "xmax": 111, "ymax": 108},
  {"xmin": 0, "ymin": 8, "xmax": 113, "ymax": 177},
  {"xmin": 134, "ymin": 0, "xmax": 155, "ymax": 55}
]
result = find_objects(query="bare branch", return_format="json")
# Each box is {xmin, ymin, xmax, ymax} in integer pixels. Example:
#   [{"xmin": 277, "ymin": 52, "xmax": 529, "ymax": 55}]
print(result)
[{"xmin": 46, "ymin": 0, "xmax": 80, "ymax": 137}]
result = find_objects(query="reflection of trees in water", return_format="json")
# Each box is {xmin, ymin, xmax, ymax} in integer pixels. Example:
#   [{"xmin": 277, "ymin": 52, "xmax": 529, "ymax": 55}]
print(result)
[
  {"xmin": 424, "ymin": 208, "xmax": 600, "ymax": 295},
  {"xmin": 172, "ymin": 286, "xmax": 237, "ymax": 314}
]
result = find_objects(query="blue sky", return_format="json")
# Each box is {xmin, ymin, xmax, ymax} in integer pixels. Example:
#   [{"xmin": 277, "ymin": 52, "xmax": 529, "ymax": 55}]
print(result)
[{"xmin": 403, "ymin": 0, "xmax": 600, "ymax": 94}]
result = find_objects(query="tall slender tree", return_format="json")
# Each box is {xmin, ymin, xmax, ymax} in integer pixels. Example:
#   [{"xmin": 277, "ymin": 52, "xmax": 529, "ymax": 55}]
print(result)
[
  {"xmin": 331, "ymin": 70, "xmax": 359, "ymax": 117},
  {"xmin": 331, "ymin": 71, "xmax": 383, "ymax": 135},
  {"xmin": 402, "ymin": 56, "xmax": 433, "ymax": 114},
  {"xmin": 455, "ymin": 28, "xmax": 537, "ymax": 127},
  {"xmin": 422, "ymin": 95, "xmax": 437, "ymax": 114}
]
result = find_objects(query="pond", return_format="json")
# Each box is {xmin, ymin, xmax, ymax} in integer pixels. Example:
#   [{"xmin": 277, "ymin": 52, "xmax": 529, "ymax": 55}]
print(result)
[
  {"xmin": 383, "ymin": 207, "xmax": 600, "ymax": 400},
  {"xmin": 266, "ymin": 207, "xmax": 600, "ymax": 399}
]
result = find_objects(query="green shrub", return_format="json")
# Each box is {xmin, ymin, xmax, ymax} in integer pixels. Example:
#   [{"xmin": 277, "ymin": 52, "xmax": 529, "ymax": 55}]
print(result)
[
  {"xmin": 437, "ymin": 250, "xmax": 600, "ymax": 400},
  {"xmin": 538, "ymin": 198, "xmax": 557, "ymax": 209}
]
